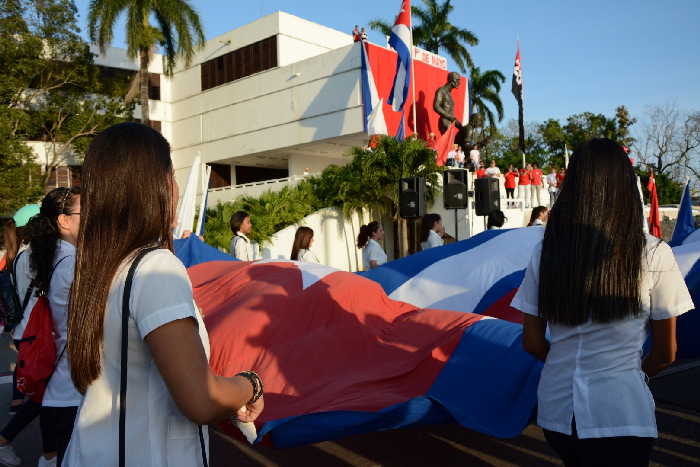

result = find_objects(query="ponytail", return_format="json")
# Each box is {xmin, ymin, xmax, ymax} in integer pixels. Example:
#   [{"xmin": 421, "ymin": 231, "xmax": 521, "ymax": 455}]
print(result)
[
  {"xmin": 28, "ymin": 187, "xmax": 80, "ymax": 294},
  {"xmin": 419, "ymin": 213, "xmax": 441, "ymax": 243},
  {"xmin": 357, "ymin": 221, "xmax": 380, "ymax": 248}
]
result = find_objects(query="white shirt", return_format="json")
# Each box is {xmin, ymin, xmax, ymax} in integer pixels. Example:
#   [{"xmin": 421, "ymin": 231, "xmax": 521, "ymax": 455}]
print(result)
[
  {"xmin": 446, "ymin": 150, "xmax": 457, "ymax": 160},
  {"xmin": 362, "ymin": 239, "xmax": 387, "ymax": 270},
  {"xmin": 546, "ymin": 173, "xmax": 558, "ymax": 191},
  {"xmin": 43, "ymin": 240, "xmax": 82, "ymax": 407},
  {"xmin": 420, "ymin": 230, "xmax": 444, "ymax": 251},
  {"xmin": 455, "ymin": 150, "xmax": 465, "ymax": 164},
  {"xmin": 469, "ymin": 149, "xmax": 480, "ymax": 167},
  {"xmin": 296, "ymin": 249, "xmax": 319, "ymax": 264},
  {"xmin": 230, "ymin": 232, "xmax": 253, "ymax": 261},
  {"xmin": 64, "ymin": 249, "xmax": 210, "ymax": 467},
  {"xmin": 511, "ymin": 235, "xmax": 693, "ymax": 439},
  {"xmin": 486, "ymin": 166, "xmax": 501, "ymax": 177},
  {"xmin": 532, "ymin": 218, "xmax": 545, "ymax": 226}
]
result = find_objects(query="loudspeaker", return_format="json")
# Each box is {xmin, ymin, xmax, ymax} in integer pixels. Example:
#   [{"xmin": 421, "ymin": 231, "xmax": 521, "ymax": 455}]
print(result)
[
  {"xmin": 443, "ymin": 169, "xmax": 468, "ymax": 209},
  {"xmin": 399, "ymin": 176, "xmax": 426, "ymax": 219},
  {"xmin": 474, "ymin": 177, "xmax": 501, "ymax": 216}
]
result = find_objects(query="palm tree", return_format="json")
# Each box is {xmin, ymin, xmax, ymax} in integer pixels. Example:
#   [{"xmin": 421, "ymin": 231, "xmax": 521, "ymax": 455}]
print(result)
[
  {"xmin": 469, "ymin": 66, "xmax": 505, "ymax": 131},
  {"xmin": 369, "ymin": 0, "xmax": 478, "ymax": 72},
  {"xmin": 88, "ymin": 0, "xmax": 205, "ymax": 124}
]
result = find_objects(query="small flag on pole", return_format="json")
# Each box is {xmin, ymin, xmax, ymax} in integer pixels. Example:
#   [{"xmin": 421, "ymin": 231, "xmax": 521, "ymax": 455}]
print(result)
[
  {"xmin": 387, "ymin": 0, "xmax": 413, "ymax": 112},
  {"xmin": 511, "ymin": 45, "xmax": 523, "ymax": 103},
  {"xmin": 647, "ymin": 171, "xmax": 662, "ymax": 238},
  {"xmin": 670, "ymin": 180, "xmax": 696, "ymax": 246},
  {"xmin": 360, "ymin": 42, "xmax": 388, "ymax": 136}
]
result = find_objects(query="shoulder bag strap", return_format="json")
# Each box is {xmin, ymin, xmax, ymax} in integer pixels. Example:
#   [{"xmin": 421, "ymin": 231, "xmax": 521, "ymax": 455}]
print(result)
[
  {"xmin": 118, "ymin": 247, "xmax": 208, "ymax": 467},
  {"xmin": 119, "ymin": 247, "xmax": 158, "ymax": 467}
]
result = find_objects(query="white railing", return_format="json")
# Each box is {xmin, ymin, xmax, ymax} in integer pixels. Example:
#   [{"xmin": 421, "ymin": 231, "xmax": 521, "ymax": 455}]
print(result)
[{"xmin": 207, "ymin": 174, "xmax": 314, "ymax": 206}]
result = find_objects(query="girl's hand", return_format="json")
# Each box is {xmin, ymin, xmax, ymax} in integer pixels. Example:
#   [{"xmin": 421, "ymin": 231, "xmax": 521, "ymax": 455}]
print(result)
[{"xmin": 236, "ymin": 396, "xmax": 264, "ymax": 423}]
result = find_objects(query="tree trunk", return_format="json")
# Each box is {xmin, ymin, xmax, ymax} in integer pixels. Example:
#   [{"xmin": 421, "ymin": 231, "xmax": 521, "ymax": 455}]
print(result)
[{"xmin": 139, "ymin": 47, "xmax": 150, "ymax": 126}]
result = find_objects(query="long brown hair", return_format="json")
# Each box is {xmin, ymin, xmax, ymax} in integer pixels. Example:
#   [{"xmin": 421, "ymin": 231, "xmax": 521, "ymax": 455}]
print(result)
[
  {"xmin": 68, "ymin": 123, "xmax": 174, "ymax": 393},
  {"xmin": 290, "ymin": 226, "xmax": 314, "ymax": 260},
  {"xmin": 538, "ymin": 138, "xmax": 645, "ymax": 325},
  {"xmin": 1, "ymin": 218, "xmax": 19, "ymax": 271}
]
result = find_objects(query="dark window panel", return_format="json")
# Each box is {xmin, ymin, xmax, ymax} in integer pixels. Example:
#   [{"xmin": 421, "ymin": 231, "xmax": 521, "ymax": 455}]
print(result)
[
  {"xmin": 148, "ymin": 73, "xmax": 161, "ymax": 100},
  {"xmin": 208, "ymin": 163, "xmax": 232, "ymax": 189},
  {"xmin": 200, "ymin": 36, "xmax": 278, "ymax": 91}
]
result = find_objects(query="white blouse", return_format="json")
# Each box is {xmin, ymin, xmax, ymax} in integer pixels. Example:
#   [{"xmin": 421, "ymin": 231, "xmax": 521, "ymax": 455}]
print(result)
[
  {"xmin": 420, "ymin": 230, "xmax": 444, "ymax": 251},
  {"xmin": 296, "ymin": 249, "xmax": 319, "ymax": 264},
  {"xmin": 512, "ymin": 235, "xmax": 693, "ymax": 439},
  {"xmin": 64, "ymin": 249, "xmax": 210, "ymax": 466},
  {"xmin": 362, "ymin": 239, "xmax": 387, "ymax": 270},
  {"xmin": 230, "ymin": 232, "xmax": 253, "ymax": 261}
]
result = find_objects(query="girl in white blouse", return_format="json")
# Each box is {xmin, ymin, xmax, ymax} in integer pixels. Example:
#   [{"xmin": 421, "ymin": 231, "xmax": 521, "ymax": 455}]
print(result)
[
  {"xmin": 64, "ymin": 123, "xmax": 264, "ymax": 467},
  {"xmin": 512, "ymin": 139, "xmax": 693, "ymax": 467},
  {"xmin": 357, "ymin": 221, "xmax": 387, "ymax": 270},
  {"xmin": 290, "ymin": 226, "xmax": 320, "ymax": 263},
  {"xmin": 419, "ymin": 213, "xmax": 444, "ymax": 250}
]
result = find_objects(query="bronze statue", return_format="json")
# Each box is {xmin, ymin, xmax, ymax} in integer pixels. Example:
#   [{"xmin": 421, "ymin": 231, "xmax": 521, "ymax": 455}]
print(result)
[{"xmin": 434, "ymin": 72, "xmax": 463, "ymax": 134}]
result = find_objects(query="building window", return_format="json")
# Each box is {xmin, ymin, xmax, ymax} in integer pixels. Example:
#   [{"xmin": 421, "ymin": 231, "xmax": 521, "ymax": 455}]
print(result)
[
  {"xmin": 148, "ymin": 73, "xmax": 161, "ymax": 100},
  {"xmin": 234, "ymin": 166, "xmax": 288, "ymax": 185},
  {"xmin": 208, "ymin": 163, "xmax": 232, "ymax": 189},
  {"xmin": 200, "ymin": 36, "xmax": 277, "ymax": 91}
]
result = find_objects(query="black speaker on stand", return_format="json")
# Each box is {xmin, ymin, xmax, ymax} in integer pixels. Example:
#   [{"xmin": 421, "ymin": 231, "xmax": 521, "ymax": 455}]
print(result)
[
  {"xmin": 474, "ymin": 177, "xmax": 501, "ymax": 216},
  {"xmin": 399, "ymin": 177, "xmax": 426, "ymax": 219}
]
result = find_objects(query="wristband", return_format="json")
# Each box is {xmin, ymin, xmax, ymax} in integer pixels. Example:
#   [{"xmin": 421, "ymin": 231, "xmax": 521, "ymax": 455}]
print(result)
[{"xmin": 236, "ymin": 370, "xmax": 263, "ymax": 404}]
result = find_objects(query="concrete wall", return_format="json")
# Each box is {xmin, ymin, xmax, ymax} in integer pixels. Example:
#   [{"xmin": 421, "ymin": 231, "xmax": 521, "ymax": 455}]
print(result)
[
  {"xmin": 168, "ymin": 43, "xmax": 363, "ymax": 177},
  {"xmin": 260, "ymin": 207, "xmax": 370, "ymax": 271}
]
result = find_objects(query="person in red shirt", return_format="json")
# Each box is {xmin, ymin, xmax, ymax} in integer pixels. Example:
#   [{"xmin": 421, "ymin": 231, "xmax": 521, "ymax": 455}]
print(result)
[
  {"xmin": 476, "ymin": 162, "xmax": 487, "ymax": 178},
  {"xmin": 557, "ymin": 168, "xmax": 566, "ymax": 188},
  {"xmin": 504, "ymin": 165, "xmax": 518, "ymax": 207},
  {"xmin": 518, "ymin": 164, "xmax": 532, "ymax": 208},
  {"xmin": 530, "ymin": 162, "xmax": 544, "ymax": 207}
]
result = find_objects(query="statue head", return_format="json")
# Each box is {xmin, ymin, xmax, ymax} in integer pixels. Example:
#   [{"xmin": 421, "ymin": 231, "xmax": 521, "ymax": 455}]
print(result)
[{"xmin": 447, "ymin": 72, "xmax": 461, "ymax": 89}]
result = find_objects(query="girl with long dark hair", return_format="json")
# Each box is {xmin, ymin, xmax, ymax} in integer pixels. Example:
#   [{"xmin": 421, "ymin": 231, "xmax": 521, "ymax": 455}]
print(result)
[
  {"xmin": 230, "ymin": 210, "xmax": 253, "ymax": 260},
  {"xmin": 290, "ymin": 226, "xmax": 319, "ymax": 263},
  {"xmin": 527, "ymin": 206, "xmax": 548, "ymax": 226},
  {"xmin": 419, "ymin": 214, "xmax": 444, "ymax": 250},
  {"xmin": 0, "ymin": 187, "xmax": 82, "ymax": 467},
  {"xmin": 357, "ymin": 221, "xmax": 386, "ymax": 270},
  {"xmin": 64, "ymin": 123, "xmax": 264, "ymax": 466},
  {"xmin": 512, "ymin": 139, "xmax": 693, "ymax": 466}
]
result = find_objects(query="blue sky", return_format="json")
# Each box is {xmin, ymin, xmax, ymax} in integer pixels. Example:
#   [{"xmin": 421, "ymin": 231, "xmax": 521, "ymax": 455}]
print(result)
[{"xmin": 73, "ymin": 0, "xmax": 699, "ymax": 129}]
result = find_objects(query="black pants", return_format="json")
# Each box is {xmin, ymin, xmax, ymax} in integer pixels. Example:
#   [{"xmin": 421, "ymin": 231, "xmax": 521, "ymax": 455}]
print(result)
[
  {"xmin": 543, "ymin": 427, "xmax": 654, "ymax": 467},
  {"xmin": 39, "ymin": 406, "xmax": 78, "ymax": 466},
  {"xmin": 506, "ymin": 188, "xmax": 515, "ymax": 198},
  {"xmin": 1, "ymin": 399, "xmax": 41, "ymax": 442}
]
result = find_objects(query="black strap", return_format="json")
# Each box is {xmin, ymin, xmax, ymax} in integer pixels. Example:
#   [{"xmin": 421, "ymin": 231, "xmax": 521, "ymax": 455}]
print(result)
[
  {"xmin": 118, "ymin": 247, "xmax": 208, "ymax": 467},
  {"xmin": 119, "ymin": 247, "xmax": 158, "ymax": 467}
]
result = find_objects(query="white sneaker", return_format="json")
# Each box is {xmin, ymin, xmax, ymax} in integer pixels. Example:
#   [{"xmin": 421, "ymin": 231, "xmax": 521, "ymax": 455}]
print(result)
[
  {"xmin": 37, "ymin": 455, "xmax": 57, "ymax": 467},
  {"xmin": 0, "ymin": 444, "xmax": 21, "ymax": 467}
]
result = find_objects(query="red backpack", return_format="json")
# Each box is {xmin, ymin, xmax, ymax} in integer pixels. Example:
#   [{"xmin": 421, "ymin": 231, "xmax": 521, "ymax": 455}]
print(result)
[{"xmin": 16, "ymin": 256, "xmax": 69, "ymax": 403}]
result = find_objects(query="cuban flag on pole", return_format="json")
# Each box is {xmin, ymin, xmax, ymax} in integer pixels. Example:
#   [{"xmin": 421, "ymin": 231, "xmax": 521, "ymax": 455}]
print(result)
[
  {"xmin": 388, "ymin": 0, "xmax": 413, "ymax": 112},
  {"xmin": 670, "ymin": 180, "xmax": 695, "ymax": 247},
  {"xmin": 360, "ymin": 42, "xmax": 388, "ymax": 136}
]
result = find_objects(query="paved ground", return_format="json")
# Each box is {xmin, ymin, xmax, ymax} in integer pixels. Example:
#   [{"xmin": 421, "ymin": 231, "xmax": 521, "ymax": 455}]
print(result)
[{"xmin": 0, "ymin": 333, "xmax": 698, "ymax": 466}]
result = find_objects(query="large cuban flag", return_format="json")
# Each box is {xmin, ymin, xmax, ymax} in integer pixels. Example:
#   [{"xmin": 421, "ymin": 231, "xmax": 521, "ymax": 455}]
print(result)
[
  {"xmin": 387, "ymin": 0, "xmax": 413, "ymax": 112},
  {"xmin": 360, "ymin": 42, "xmax": 388, "ymax": 136},
  {"xmin": 174, "ymin": 236, "xmax": 541, "ymax": 447},
  {"xmin": 361, "ymin": 227, "xmax": 700, "ymax": 359}
]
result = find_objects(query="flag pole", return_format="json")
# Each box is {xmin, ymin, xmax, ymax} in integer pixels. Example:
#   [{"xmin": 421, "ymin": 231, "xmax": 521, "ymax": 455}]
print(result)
[{"xmin": 409, "ymin": 5, "xmax": 418, "ymax": 135}]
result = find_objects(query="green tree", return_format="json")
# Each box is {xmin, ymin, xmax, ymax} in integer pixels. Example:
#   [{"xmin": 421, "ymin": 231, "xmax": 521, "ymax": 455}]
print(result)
[
  {"xmin": 539, "ymin": 107, "xmax": 637, "ymax": 168},
  {"xmin": 469, "ymin": 66, "xmax": 505, "ymax": 134},
  {"xmin": 0, "ymin": 0, "xmax": 131, "ymax": 209},
  {"xmin": 369, "ymin": 0, "xmax": 479, "ymax": 72},
  {"xmin": 88, "ymin": 0, "xmax": 205, "ymax": 124}
]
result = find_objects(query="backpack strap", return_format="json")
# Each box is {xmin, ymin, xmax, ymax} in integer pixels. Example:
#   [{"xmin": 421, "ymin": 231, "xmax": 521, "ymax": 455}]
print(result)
[{"xmin": 118, "ymin": 248, "xmax": 209, "ymax": 467}]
